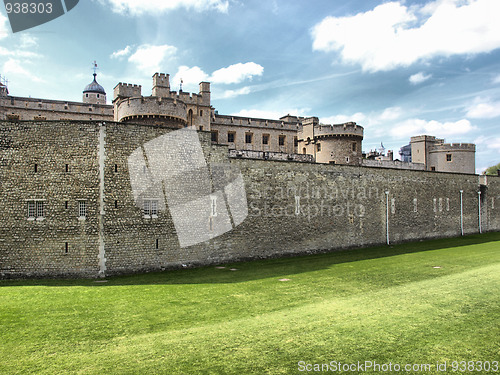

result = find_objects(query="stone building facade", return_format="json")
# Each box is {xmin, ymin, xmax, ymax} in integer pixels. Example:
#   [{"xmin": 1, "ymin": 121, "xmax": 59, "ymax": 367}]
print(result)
[
  {"xmin": 410, "ymin": 135, "xmax": 476, "ymax": 174},
  {"xmin": 0, "ymin": 72, "xmax": 476, "ymax": 173}
]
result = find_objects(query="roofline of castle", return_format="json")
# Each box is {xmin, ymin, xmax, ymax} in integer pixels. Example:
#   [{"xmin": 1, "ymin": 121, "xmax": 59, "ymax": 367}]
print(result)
[{"xmin": 4, "ymin": 95, "xmax": 113, "ymax": 108}]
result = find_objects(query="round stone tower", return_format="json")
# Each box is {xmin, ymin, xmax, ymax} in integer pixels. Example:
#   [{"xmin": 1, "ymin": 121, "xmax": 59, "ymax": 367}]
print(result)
[
  {"xmin": 113, "ymin": 73, "xmax": 212, "ymax": 130},
  {"xmin": 297, "ymin": 118, "xmax": 364, "ymax": 165}
]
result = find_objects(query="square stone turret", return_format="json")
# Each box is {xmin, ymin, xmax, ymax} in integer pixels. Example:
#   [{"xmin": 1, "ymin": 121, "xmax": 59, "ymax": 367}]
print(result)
[
  {"xmin": 113, "ymin": 83, "xmax": 142, "ymax": 103},
  {"xmin": 152, "ymin": 73, "xmax": 171, "ymax": 97}
]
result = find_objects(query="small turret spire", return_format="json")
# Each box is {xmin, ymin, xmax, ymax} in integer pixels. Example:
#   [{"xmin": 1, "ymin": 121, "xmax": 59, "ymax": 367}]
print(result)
[{"xmin": 92, "ymin": 61, "xmax": 98, "ymax": 81}]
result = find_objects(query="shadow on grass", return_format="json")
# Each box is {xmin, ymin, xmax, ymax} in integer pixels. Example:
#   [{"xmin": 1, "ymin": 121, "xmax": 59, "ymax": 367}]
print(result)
[{"xmin": 1, "ymin": 232, "xmax": 499, "ymax": 288}]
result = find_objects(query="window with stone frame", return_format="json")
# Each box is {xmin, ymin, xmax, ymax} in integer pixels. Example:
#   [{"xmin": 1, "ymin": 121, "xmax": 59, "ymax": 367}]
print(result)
[
  {"xmin": 143, "ymin": 199, "xmax": 159, "ymax": 217},
  {"xmin": 227, "ymin": 132, "xmax": 235, "ymax": 143},
  {"xmin": 211, "ymin": 131, "xmax": 218, "ymax": 143},
  {"xmin": 245, "ymin": 132, "xmax": 253, "ymax": 144},
  {"xmin": 27, "ymin": 200, "xmax": 44, "ymax": 219},
  {"xmin": 78, "ymin": 200, "xmax": 87, "ymax": 218},
  {"xmin": 262, "ymin": 134, "xmax": 270, "ymax": 145},
  {"xmin": 279, "ymin": 135, "xmax": 286, "ymax": 146}
]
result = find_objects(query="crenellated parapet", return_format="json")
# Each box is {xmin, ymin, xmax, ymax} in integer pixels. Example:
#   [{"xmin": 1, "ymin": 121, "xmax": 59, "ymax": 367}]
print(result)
[
  {"xmin": 429, "ymin": 143, "xmax": 476, "ymax": 153},
  {"xmin": 305, "ymin": 122, "xmax": 364, "ymax": 139},
  {"xmin": 113, "ymin": 83, "xmax": 142, "ymax": 102},
  {"xmin": 212, "ymin": 114, "xmax": 302, "ymax": 131}
]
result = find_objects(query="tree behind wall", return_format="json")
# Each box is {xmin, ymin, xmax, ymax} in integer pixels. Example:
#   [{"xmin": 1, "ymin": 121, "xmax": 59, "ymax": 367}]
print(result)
[{"xmin": 484, "ymin": 162, "xmax": 500, "ymax": 175}]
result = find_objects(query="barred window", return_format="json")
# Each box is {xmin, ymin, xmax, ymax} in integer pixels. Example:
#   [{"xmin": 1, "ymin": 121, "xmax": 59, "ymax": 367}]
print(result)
[
  {"xmin": 78, "ymin": 200, "xmax": 87, "ymax": 218},
  {"xmin": 27, "ymin": 201, "xmax": 44, "ymax": 219},
  {"xmin": 144, "ymin": 199, "xmax": 159, "ymax": 217},
  {"xmin": 150, "ymin": 200, "xmax": 158, "ymax": 216},
  {"xmin": 28, "ymin": 201, "xmax": 36, "ymax": 218}
]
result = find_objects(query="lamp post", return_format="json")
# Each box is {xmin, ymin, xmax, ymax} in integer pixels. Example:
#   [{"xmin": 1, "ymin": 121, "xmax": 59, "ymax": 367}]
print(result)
[
  {"xmin": 385, "ymin": 191, "xmax": 390, "ymax": 245},
  {"xmin": 459, "ymin": 190, "xmax": 464, "ymax": 236},
  {"xmin": 478, "ymin": 191, "xmax": 482, "ymax": 234}
]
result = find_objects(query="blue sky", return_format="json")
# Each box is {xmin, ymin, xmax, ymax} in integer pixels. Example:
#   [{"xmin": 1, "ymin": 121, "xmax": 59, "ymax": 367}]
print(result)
[{"xmin": 1, "ymin": 0, "xmax": 499, "ymax": 173}]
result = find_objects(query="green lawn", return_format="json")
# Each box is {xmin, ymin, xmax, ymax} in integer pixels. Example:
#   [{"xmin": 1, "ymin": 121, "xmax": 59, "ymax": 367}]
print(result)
[{"xmin": 1, "ymin": 233, "xmax": 499, "ymax": 374}]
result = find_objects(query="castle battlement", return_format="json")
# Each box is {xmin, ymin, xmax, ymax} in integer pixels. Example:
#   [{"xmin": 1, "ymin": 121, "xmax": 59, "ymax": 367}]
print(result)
[
  {"xmin": 297, "ymin": 122, "xmax": 364, "ymax": 140},
  {"xmin": 429, "ymin": 143, "xmax": 476, "ymax": 152},
  {"xmin": 314, "ymin": 123, "xmax": 364, "ymax": 138},
  {"xmin": 212, "ymin": 114, "xmax": 301, "ymax": 131},
  {"xmin": 113, "ymin": 83, "xmax": 142, "ymax": 101}
]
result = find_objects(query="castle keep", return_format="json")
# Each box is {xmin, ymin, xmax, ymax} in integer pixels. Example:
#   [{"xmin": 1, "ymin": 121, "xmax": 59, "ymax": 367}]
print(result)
[{"xmin": 0, "ymin": 72, "xmax": 495, "ymax": 279}]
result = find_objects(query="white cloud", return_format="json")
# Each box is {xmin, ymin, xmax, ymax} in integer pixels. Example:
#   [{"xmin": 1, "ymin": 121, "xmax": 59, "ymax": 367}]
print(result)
[
  {"xmin": 320, "ymin": 107, "xmax": 403, "ymax": 128},
  {"xmin": 210, "ymin": 62, "xmax": 263, "ymax": 84},
  {"xmin": 20, "ymin": 34, "xmax": 38, "ymax": 49},
  {"xmin": 216, "ymin": 87, "xmax": 252, "ymax": 99},
  {"xmin": 466, "ymin": 97, "xmax": 500, "ymax": 119},
  {"xmin": 2, "ymin": 59, "xmax": 44, "ymax": 83},
  {"xmin": 103, "ymin": 0, "xmax": 228, "ymax": 15},
  {"xmin": 128, "ymin": 44, "xmax": 177, "ymax": 73},
  {"xmin": 409, "ymin": 72, "xmax": 432, "ymax": 85},
  {"xmin": 111, "ymin": 45, "xmax": 132, "ymax": 59},
  {"xmin": 0, "ymin": 12, "xmax": 8, "ymax": 39},
  {"xmin": 321, "ymin": 112, "xmax": 367, "ymax": 125},
  {"xmin": 172, "ymin": 66, "xmax": 209, "ymax": 90},
  {"xmin": 0, "ymin": 46, "xmax": 39, "ymax": 58},
  {"xmin": 233, "ymin": 108, "xmax": 310, "ymax": 120},
  {"xmin": 311, "ymin": 0, "xmax": 500, "ymax": 72},
  {"xmin": 379, "ymin": 106, "xmax": 404, "ymax": 121},
  {"xmin": 391, "ymin": 118, "xmax": 475, "ymax": 138},
  {"xmin": 171, "ymin": 62, "xmax": 264, "ymax": 94},
  {"xmin": 493, "ymin": 74, "xmax": 500, "ymax": 84}
]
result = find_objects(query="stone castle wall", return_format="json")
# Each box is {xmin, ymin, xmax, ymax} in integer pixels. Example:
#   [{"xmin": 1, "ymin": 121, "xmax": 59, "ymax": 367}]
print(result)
[
  {"xmin": 0, "ymin": 120, "xmax": 497, "ymax": 278},
  {"xmin": 0, "ymin": 121, "xmax": 102, "ymax": 278},
  {"xmin": 0, "ymin": 96, "xmax": 113, "ymax": 122}
]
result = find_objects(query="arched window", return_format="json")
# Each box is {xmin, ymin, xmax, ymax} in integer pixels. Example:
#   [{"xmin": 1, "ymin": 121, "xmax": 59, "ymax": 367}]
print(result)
[{"xmin": 187, "ymin": 109, "xmax": 193, "ymax": 127}]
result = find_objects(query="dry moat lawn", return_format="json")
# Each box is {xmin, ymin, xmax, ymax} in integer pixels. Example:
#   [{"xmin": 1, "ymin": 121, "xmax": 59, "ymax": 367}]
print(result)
[{"xmin": 1, "ymin": 233, "xmax": 499, "ymax": 374}]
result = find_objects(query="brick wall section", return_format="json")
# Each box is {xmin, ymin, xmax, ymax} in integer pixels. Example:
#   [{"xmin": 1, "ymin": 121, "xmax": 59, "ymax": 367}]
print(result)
[{"xmin": 0, "ymin": 120, "xmax": 498, "ymax": 278}]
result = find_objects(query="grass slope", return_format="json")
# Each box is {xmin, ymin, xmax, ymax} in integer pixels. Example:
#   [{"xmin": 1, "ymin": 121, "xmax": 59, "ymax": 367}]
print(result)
[{"xmin": 1, "ymin": 233, "xmax": 499, "ymax": 374}]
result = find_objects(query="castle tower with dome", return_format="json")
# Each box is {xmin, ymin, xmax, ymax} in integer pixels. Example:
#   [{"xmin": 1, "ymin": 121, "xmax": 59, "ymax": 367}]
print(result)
[{"xmin": 83, "ymin": 62, "xmax": 107, "ymax": 105}]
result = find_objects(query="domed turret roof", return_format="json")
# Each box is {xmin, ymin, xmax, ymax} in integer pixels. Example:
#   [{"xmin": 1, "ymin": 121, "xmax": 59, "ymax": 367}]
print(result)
[{"xmin": 84, "ymin": 73, "xmax": 106, "ymax": 94}]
